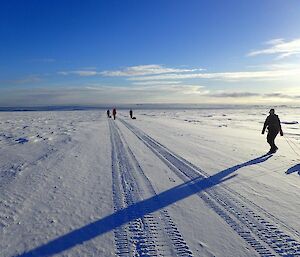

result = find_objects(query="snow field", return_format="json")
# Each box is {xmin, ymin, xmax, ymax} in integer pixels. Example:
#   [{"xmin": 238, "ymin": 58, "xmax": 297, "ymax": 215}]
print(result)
[{"xmin": 0, "ymin": 108, "xmax": 299, "ymax": 256}]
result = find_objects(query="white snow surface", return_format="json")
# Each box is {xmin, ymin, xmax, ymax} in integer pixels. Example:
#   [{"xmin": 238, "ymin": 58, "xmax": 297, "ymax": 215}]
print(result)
[{"xmin": 0, "ymin": 108, "xmax": 300, "ymax": 257}]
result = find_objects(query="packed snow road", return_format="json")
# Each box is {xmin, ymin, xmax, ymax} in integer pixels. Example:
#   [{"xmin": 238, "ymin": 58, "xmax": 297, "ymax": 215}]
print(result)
[
  {"xmin": 120, "ymin": 118, "xmax": 300, "ymax": 256},
  {"xmin": 0, "ymin": 109, "xmax": 300, "ymax": 256},
  {"xmin": 109, "ymin": 119, "xmax": 193, "ymax": 256}
]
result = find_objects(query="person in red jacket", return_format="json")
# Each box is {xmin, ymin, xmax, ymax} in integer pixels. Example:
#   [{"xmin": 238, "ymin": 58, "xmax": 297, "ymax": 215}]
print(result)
[
  {"xmin": 112, "ymin": 108, "xmax": 117, "ymax": 120},
  {"xmin": 262, "ymin": 109, "xmax": 283, "ymax": 154}
]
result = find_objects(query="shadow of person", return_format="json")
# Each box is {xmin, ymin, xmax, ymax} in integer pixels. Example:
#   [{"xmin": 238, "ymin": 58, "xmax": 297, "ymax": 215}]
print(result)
[
  {"xmin": 286, "ymin": 163, "xmax": 300, "ymax": 175},
  {"xmin": 211, "ymin": 154, "xmax": 273, "ymax": 183},
  {"xmin": 16, "ymin": 154, "xmax": 272, "ymax": 257}
]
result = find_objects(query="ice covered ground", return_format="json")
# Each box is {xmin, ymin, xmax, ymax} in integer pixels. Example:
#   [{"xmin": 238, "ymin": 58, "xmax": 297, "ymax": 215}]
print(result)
[{"xmin": 0, "ymin": 107, "xmax": 300, "ymax": 257}]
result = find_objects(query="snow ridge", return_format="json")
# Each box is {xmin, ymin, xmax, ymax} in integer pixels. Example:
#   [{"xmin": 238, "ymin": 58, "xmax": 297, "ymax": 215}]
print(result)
[{"xmin": 120, "ymin": 118, "xmax": 300, "ymax": 257}]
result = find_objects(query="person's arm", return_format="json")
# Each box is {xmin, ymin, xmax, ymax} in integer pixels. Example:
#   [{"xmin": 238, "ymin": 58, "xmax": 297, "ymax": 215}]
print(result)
[
  {"xmin": 278, "ymin": 116, "xmax": 284, "ymax": 136},
  {"xmin": 261, "ymin": 117, "xmax": 268, "ymax": 134}
]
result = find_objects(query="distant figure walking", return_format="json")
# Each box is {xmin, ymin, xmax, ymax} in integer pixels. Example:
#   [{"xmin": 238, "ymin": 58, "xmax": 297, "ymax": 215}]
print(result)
[
  {"xmin": 129, "ymin": 109, "xmax": 133, "ymax": 119},
  {"xmin": 107, "ymin": 109, "xmax": 110, "ymax": 118},
  {"xmin": 262, "ymin": 108, "xmax": 283, "ymax": 154},
  {"xmin": 112, "ymin": 108, "xmax": 117, "ymax": 120}
]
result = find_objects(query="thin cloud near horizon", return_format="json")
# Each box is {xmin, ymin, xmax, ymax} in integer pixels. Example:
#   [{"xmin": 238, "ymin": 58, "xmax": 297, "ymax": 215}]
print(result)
[{"xmin": 1, "ymin": 85, "xmax": 299, "ymax": 107}]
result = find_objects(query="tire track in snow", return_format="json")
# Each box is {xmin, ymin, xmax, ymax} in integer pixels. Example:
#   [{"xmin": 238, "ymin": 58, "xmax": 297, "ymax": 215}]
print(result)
[
  {"xmin": 109, "ymin": 119, "xmax": 193, "ymax": 257},
  {"xmin": 120, "ymin": 119, "xmax": 300, "ymax": 257},
  {"xmin": 183, "ymin": 159, "xmax": 300, "ymax": 239}
]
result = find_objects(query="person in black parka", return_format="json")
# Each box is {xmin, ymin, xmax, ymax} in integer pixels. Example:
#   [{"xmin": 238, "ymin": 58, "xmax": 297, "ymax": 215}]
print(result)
[
  {"xmin": 262, "ymin": 109, "xmax": 283, "ymax": 154},
  {"xmin": 112, "ymin": 108, "xmax": 117, "ymax": 120}
]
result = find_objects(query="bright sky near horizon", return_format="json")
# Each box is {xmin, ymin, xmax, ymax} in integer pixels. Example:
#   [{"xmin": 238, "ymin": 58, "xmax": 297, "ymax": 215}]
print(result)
[{"xmin": 0, "ymin": 0, "xmax": 300, "ymax": 106}]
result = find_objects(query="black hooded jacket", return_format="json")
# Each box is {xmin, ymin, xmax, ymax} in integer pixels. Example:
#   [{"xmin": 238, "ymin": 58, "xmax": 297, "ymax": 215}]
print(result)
[{"xmin": 262, "ymin": 114, "xmax": 283, "ymax": 134}]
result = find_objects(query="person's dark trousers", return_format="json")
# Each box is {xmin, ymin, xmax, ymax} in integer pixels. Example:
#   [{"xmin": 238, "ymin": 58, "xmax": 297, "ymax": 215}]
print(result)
[{"xmin": 267, "ymin": 128, "xmax": 278, "ymax": 151}]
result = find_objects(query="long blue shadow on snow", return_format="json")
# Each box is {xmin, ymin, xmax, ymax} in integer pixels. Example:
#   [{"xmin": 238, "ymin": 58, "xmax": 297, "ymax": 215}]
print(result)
[
  {"xmin": 286, "ymin": 163, "xmax": 300, "ymax": 176},
  {"xmin": 16, "ymin": 154, "xmax": 272, "ymax": 257}
]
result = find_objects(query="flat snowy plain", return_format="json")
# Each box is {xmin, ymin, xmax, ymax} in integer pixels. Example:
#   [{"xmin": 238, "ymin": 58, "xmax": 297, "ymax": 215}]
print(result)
[{"xmin": 1, "ymin": 107, "xmax": 300, "ymax": 257}]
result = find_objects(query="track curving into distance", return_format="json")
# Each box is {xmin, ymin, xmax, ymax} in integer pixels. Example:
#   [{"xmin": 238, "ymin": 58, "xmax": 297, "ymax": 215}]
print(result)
[{"xmin": 109, "ymin": 119, "xmax": 193, "ymax": 257}]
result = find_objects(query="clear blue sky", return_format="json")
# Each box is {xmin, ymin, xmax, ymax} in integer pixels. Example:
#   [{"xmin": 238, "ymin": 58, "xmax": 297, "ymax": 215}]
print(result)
[{"xmin": 0, "ymin": 0, "xmax": 300, "ymax": 106}]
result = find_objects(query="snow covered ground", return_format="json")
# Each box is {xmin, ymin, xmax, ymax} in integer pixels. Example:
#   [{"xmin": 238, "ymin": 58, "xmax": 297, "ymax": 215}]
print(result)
[{"xmin": 1, "ymin": 107, "xmax": 300, "ymax": 257}]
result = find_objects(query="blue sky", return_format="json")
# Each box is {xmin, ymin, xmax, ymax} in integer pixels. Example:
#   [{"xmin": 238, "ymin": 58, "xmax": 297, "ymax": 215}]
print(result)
[{"xmin": 0, "ymin": 0, "xmax": 300, "ymax": 106}]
